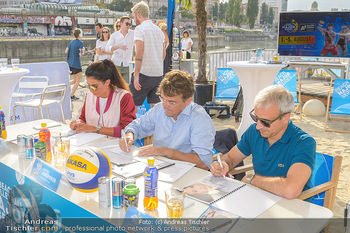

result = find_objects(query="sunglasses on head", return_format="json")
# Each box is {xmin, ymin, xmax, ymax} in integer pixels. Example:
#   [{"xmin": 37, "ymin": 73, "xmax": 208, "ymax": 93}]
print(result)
[
  {"xmin": 249, "ymin": 109, "xmax": 288, "ymax": 128},
  {"xmin": 125, "ymin": 22, "xmax": 132, "ymax": 26}
]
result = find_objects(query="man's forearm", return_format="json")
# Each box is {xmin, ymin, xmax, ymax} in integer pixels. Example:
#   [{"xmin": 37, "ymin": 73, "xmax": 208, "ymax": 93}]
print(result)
[
  {"xmin": 134, "ymin": 58, "xmax": 142, "ymax": 76},
  {"xmin": 250, "ymin": 175, "xmax": 301, "ymax": 199}
]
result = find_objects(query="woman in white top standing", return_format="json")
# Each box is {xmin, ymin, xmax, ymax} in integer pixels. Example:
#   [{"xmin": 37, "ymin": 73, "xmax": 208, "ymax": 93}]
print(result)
[
  {"xmin": 181, "ymin": 30, "xmax": 193, "ymax": 59},
  {"xmin": 96, "ymin": 27, "xmax": 113, "ymax": 61}
]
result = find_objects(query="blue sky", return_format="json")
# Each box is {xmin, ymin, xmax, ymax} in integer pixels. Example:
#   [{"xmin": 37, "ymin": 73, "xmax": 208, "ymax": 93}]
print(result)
[{"xmin": 287, "ymin": 0, "xmax": 350, "ymax": 11}]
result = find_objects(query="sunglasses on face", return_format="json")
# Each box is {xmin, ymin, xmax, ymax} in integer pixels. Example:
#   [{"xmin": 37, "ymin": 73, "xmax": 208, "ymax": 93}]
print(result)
[
  {"xmin": 249, "ymin": 109, "xmax": 287, "ymax": 128},
  {"xmin": 87, "ymin": 82, "xmax": 104, "ymax": 91},
  {"xmin": 125, "ymin": 22, "xmax": 132, "ymax": 26},
  {"xmin": 116, "ymin": 25, "xmax": 121, "ymax": 28},
  {"xmin": 102, "ymin": 31, "xmax": 109, "ymax": 34},
  {"xmin": 159, "ymin": 96, "xmax": 177, "ymax": 106}
]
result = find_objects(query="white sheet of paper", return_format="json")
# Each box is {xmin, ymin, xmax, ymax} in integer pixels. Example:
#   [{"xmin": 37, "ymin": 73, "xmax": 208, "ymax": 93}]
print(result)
[
  {"xmin": 108, "ymin": 145, "xmax": 140, "ymax": 165},
  {"xmin": 33, "ymin": 122, "xmax": 62, "ymax": 130},
  {"xmin": 158, "ymin": 157, "xmax": 195, "ymax": 183},
  {"xmin": 68, "ymin": 132, "xmax": 107, "ymax": 146}
]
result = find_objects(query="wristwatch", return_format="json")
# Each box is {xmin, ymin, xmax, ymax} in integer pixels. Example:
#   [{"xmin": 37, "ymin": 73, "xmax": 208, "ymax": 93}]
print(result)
[
  {"xmin": 96, "ymin": 125, "xmax": 102, "ymax": 134},
  {"xmin": 246, "ymin": 173, "xmax": 255, "ymax": 184}
]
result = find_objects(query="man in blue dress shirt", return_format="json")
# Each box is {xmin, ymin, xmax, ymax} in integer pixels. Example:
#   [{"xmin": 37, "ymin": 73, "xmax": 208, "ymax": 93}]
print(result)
[
  {"xmin": 120, "ymin": 70, "xmax": 216, "ymax": 170},
  {"xmin": 211, "ymin": 85, "xmax": 316, "ymax": 199}
]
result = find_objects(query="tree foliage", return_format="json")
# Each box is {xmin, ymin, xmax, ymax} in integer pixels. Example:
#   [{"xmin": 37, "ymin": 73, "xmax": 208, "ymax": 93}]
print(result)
[
  {"xmin": 226, "ymin": 0, "xmax": 234, "ymax": 25},
  {"xmin": 212, "ymin": 2, "xmax": 218, "ymax": 19},
  {"xmin": 260, "ymin": 2, "xmax": 268, "ymax": 25},
  {"xmin": 246, "ymin": 0, "xmax": 259, "ymax": 29},
  {"xmin": 219, "ymin": 2, "xmax": 228, "ymax": 21},
  {"xmin": 226, "ymin": 0, "xmax": 243, "ymax": 26},
  {"xmin": 268, "ymin": 7, "xmax": 274, "ymax": 25},
  {"xmin": 181, "ymin": 10, "xmax": 195, "ymax": 19},
  {"xmin": 232, "ymin": 0, "xmax": 243, "ymax": 27},
  {"xmin": 156, "ymin": 5, "xmax": 168, "ymax": 18},
  {"xmin": 107, "ymin": 0, "xmax": 133, "ymax": 12}
]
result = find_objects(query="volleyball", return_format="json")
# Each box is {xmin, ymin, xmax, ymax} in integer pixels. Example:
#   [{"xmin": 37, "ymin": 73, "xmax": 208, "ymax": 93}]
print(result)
[
  {"xmin": 318, "ymin": 20, "xmax": 325, "ymax": 27},
  {"xmin": 65, "ymin": 147, "xmax": 111, "ymax": 193}
]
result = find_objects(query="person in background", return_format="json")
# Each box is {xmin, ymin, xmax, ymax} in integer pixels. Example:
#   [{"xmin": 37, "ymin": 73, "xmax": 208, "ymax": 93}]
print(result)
[
  {"xmin": 96, "ymin": 27, "xmax": 113, "ymax": 61},
  {"xmin": 318, "ymin": 23, "xmax": 339, "ymax": 56},
  {"xmin": 180, "ymin": 30, "xmax": 193, "ymax": 59},
  {"xmin": 159, "ymin": 23, "xmax": 169, "ymax": 50},
  {"xmin": 158, "ymin": 23, "xmax": 171, "ymax": 75},
  {"xmin": 130, "ymin": 1, "xmax": 166, "ymax": 107},
  {"xmin": 119, "ymin": 70, "xmax": 215, "ymax": 170},
  {"xmin": 70, "ymin": 59, "xmax": 136, "ymax": 138},
  {"xmin": 336, "ymin": 25, "xmax": 350, "ymax": 56},
  {"xmin": 210, "ymin": 85, "xmax": 316, "ymax": 199},
  {"xmin": 95, "ymin": 22, "xmax": 103, "ymax": 40},
  {"xmin": 106, "ymin": 16, "xmax": 134, "ymax": 83},
  {"xmin": 65, "ymin": 28, "xmax": 84, "ymax": 101},
  {"xmin": 114, "ymin": 19, "xmax": 121, "ymax": 32}
]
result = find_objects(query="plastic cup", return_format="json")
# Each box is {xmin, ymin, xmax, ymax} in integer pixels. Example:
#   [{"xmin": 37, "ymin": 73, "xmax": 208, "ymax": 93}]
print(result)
[
  {"xmin": 52, "ymin": 138, "xmax": 70, "ymax": 171},
  {"xmin": 165, "ymin": 188, "xmax": 185, "ymax": 218},
  {"xmin": 11, "ymin": 59, "xmax": 20, "ymax": 70}
]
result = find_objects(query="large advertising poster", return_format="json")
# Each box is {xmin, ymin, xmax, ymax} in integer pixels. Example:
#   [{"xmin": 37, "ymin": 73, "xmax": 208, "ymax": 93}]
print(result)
[
  {"xmin": 37, "ymin": 0, "xmax": 82, "ymax": 3},
  {"xmin": 278, "ymin": 12, "xmax": 350, "ymax": 57}
]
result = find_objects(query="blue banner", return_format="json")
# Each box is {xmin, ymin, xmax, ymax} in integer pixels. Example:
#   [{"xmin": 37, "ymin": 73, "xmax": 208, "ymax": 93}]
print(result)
[
  {"xmin": 214, "ymin": 68, "xmax": 239, "ymax": 100},
  {"xmin": 278, "ymin": 12, "xmax": 350, "ymax": 58}
]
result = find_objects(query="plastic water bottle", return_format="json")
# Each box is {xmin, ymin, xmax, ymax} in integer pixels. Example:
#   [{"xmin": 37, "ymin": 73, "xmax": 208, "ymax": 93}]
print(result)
[
  {"xmin": 144, "ymin": 157, "xmax": 158, "ymax": 211},
  {"xmin": 0, "ymin": 106, "xmax": 7, "ymax": 140},
  {"xmin": 39, "ymin": 123, "xmax": 52, "ymax": 164}
]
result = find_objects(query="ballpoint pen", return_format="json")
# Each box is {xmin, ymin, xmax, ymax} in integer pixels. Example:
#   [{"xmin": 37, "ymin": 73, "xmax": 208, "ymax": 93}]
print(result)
[
  {"xmin": 217, "ymin": 153, "xmax": 226, "ymax": 179},
  {"xmin": 121, "ymin": 130, "xmax": 129, "ymax": 152}
]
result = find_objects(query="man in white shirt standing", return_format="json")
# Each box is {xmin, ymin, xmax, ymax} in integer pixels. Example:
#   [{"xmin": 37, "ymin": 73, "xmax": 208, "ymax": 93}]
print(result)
[
  {"xmin": 105, "ymin": 16, "xmax": 134, "ymax": 83},
  {"xmin": 130, "ymin": 1, "xmax": 166, "ymax": 107}
]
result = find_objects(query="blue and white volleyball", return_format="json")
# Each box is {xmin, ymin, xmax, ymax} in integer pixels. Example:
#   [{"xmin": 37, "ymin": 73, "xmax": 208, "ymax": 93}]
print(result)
[
  {"xmin": 318, "ymin": 20, "xmax": 325, "ymax": 27},
  {"xmin": 65, "ymin": 147, "xmax": 111, "ymax": 193}
]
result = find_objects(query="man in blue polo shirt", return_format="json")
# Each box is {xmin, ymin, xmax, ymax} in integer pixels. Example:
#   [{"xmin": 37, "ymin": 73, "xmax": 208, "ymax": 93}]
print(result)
[{"xmin": 211, "ymin": 85, "xmax": 316, "ymax": 199}]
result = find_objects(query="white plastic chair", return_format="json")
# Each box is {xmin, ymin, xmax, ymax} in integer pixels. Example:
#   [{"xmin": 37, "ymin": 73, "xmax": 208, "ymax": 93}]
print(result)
[
  {"xmin": 12, "ymin": 76, "xmax": 49, "ymax": 122},
  {"xmin": 13, "ymin": 84, "xmax": 67, "ymax": 124}
]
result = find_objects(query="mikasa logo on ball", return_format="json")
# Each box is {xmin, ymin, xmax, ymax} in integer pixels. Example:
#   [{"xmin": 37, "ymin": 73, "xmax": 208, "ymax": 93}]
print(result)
[{"xmin": 67, "ymin": 158, "xmax": 88, "ymax": 170}]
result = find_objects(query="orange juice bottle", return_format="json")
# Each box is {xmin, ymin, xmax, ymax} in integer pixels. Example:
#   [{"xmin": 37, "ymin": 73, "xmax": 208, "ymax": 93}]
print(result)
[
  {"xmin": 143, "ymin": 157, "xmax": 158, "ymax": 211},
  {"xmin": 39, "ymin": 123, "xmax": 52, "ymax": 164}
]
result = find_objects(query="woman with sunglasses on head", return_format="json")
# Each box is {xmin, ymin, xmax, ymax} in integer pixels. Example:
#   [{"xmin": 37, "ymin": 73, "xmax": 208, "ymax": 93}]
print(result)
[
  {"xmin": 96, "ymin": 27, "xmax": 113, "ymax": 61},
  {"xmin": 70, "ymin": 59, "xmax": 136, "ymax": 137}
]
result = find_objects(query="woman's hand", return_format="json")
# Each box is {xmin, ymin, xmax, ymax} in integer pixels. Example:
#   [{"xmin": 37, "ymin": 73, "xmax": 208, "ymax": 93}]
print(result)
[{"xmin": 75, "ymin": 122, "xmax": 97, "ymax": 134}]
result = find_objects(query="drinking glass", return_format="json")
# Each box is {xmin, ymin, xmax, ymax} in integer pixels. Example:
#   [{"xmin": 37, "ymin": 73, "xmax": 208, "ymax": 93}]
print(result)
[
  {"xmin": 52, "ymin": 138, "xmax": 70, "ymax": 171},
  {"xmin": 11, "ymin": 58, "xmax": 20, "ymax": 70},
  {"xmin": 165, "ymin": 188, "xmax": 185, "ymax": 218},
  {"xmin": 0, "ymin": 58, "xmax": 7, "ymax": 70},
  {"xmin": 273, "ymin": 53, "xmax": 280, "ymax": 62}
]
